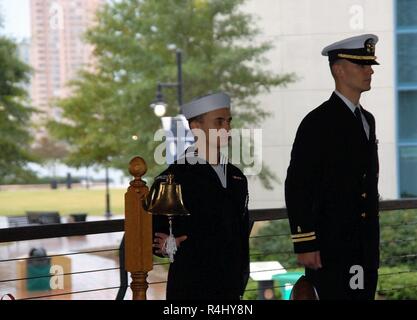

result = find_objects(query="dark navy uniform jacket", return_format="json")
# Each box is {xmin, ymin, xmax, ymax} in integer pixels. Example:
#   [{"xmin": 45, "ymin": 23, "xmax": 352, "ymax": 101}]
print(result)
[
  {"xmin": 285, "ymin": 93, "xmax": 380, "ymax": 269},
  {"xmin": 152, "ymin": 155, "xmax": 250, "ymax": 300}
]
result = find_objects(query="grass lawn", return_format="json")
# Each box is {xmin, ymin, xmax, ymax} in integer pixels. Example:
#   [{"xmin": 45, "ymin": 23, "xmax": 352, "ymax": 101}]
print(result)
[{"xmin": 0, "ymin": 188, "xmax": 126, "ymax": 216}]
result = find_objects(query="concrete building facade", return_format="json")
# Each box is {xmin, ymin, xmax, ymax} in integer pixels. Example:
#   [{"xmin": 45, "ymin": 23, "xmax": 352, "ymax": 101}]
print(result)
[{"xmin": 242, "ymin": 0, "xmax": 402, "ymax": 209}]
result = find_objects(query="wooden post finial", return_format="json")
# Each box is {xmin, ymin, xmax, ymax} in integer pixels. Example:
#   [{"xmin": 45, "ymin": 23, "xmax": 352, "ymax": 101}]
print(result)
[
  {"xmin": 125, "ymin": 156, "xmax": 152, "ymax": 300},
  {"xmin": 128, "ymin": 156, "xmax": 147, "ymax": 178}
]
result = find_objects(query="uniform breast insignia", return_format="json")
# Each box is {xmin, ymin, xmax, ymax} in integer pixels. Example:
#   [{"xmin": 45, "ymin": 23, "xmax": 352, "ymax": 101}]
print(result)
[{"xmin": 232, "ymin": 175, "xmax": 244, "ymax": 180}]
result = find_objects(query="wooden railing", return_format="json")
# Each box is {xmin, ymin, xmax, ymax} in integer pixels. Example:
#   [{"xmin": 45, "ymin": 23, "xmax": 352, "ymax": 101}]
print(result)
[
  {"xmin": 1, "ymin": 199, "xmax": 417, "ymax": 300},
  {"xmin": 2, "ymin": 198, "xmax": 416, "ymax": 243},
  {"xmin": 1, "ymin": 154, "xmax": 417, "ymax": 300}
]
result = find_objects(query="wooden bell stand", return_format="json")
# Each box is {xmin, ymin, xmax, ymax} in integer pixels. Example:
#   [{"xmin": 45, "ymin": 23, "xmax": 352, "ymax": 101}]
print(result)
[{"xmin": 124, "ymin": 156, "xmax": 153, "ymax": 300}]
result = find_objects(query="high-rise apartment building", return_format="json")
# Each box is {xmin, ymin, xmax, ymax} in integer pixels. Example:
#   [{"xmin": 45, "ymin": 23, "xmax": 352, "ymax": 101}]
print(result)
[{"xmin": 30, "ymin": 0, "xmax": 104, "ymax": 126}]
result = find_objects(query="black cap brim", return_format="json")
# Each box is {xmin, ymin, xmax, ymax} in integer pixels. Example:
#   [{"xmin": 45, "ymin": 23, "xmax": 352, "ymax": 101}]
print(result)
[{"xmin": 345, "ymin": 58, "xmax": 379, "ymax": 65}]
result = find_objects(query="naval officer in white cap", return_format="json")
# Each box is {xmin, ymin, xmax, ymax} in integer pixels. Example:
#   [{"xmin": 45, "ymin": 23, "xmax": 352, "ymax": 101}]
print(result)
[
  {"xmin": 285, "ymin": 34, "xmax": 380, "ymax": 299},
  {"xmin": 152, "ymin": 92, "xmax": 250, "ymax": 300}
]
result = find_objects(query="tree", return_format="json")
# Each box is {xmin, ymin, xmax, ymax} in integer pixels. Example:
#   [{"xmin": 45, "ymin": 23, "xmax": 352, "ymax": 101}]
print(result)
[
  {"xmin": 31, "ymin": 136, "xmax": 69, "ymax": 179},
  {"xmin": 49, "ymin": 0, "xmax": 294, "ymax": 182},
  {"xmin": 250, "ymin": 219, "xmax": 297, "ymax": 269},
  {"xmin": 0, "ymin": 32, "xmax": 35, "ymax": 184}
]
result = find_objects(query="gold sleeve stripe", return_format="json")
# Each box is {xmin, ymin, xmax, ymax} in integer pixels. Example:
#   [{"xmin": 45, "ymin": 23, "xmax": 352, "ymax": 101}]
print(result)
[
  {"xmin": 292, "ymin": 236, "xmax": 316, "ymax": 243},
  {"xmin": 291, "ymin": 232, "xmax": 316, "ymax": 239},
  {"xmin": 337, "ymin": 53, "xmax": 377, "ymax": 60}
]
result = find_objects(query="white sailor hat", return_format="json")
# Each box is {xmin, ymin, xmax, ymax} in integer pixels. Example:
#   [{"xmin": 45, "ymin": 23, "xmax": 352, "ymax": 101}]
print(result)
[
  {"xmin": 321, "ymin": 34, "xmax": 379, "ymax": 65},
  {"xmin": 180, "ymin": 92, "xmax": 231, "ymax": 120}
]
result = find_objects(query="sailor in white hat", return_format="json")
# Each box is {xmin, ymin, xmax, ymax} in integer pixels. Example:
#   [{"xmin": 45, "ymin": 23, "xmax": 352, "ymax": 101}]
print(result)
[
  {"xmin": 285, "ymin": 34, "xmax": 380, "ymax": 300},
  {"xmin": 181, "ymin": 92, "xmax": 231, "ymax": 121},
  {"xmin": 180, "ymin": 92, "xmax": 231, "ymax": 168},
  {"xmin": 152, "ymin": 91, "xmax": 250, "ymax": 300}
]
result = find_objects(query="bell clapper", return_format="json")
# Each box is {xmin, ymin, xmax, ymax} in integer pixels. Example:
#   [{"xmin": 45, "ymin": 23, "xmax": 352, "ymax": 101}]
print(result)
[{"xmin": 164, "ymin": 217, "xmax": 177, "ymax": 263}]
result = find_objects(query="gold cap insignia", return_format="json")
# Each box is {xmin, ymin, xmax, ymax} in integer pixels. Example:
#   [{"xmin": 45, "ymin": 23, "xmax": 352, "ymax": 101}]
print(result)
[{"xmin": 365, "ymin": 39, "xmax": 375, "ymax": 54}]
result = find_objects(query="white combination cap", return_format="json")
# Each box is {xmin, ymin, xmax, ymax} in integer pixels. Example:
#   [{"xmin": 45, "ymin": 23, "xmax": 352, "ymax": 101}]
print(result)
[{"xmin": 321, "ymin": 34, "xmax": 379, "ymax": 65}]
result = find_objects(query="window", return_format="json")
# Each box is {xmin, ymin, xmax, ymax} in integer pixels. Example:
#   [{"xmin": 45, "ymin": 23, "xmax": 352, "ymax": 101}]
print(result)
[
  {"xmin": 396, "ymin": 0, "xmax": 417, "ymax": 197},
  {"xmin": 397, "ymin": 34, "xmax": 417, "ymax": 83},
  {"xmin": 399, "ymin": 147, "xmax": 417, "ymax": 197},
  {"xmin": 397, "ymin": 0, "xmax": 417, "ymax": 27},
  {"xmin": 399, "ymin": 91, "xmax": 417, "ymax": 142}
]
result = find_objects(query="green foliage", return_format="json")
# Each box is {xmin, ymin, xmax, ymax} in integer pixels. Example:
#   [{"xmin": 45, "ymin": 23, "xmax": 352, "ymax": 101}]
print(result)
[
  {"xmin": 380, "ymin": 209, "xmax": 417, "ymax": 268},
  {"xmin": 251, "ymin": 210, "xmax": 417, "ymax": 300},
  {"xmin": 49, "ymin": 0, "xmax": 294, "ymax": 181},
  {"xmin": 250, "ymin": 220, "xmax": 297, "ymax": 269},
  {"xmin": 251, "ymin": 210, "xmax": 417, "ymax": 269},
  {"xmin": 0, "ymin": 36, "xmax": 35, "ymax": 184},
  {"xmin": 242, "ymin": 279, "xmax": 258, "ymax": 300},
  {"xmin": 377, "ymin": 265, "xmax": 417, "ymax": 300},
  {"xmin": 31, "ymin": 136, "xmax": 68, "ymax": 164},
  {"xmin": 242, "ymin": 278, "xmax": 283, "ymax": 300}
]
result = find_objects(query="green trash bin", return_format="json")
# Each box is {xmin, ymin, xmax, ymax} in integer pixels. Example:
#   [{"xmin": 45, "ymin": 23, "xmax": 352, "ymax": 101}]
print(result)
[
  {"xmin": 26, "ymin": 248, "xmax": 51, "ymax": 292},
  {"xmin": 272, "ymin": 272, "xmax": 304, "ymax": 300}
]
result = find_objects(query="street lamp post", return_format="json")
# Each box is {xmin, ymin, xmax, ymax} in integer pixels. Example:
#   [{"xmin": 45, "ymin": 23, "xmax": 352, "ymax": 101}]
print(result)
[
  {"xmin": 150, "ymin": 49, "xmax": 183, "ymax": 116},
  {"xmin": 150, "ymin": 49, "xmax": 192, "ymax": 164},
  {"xmin": 176, "ymin": 49, "xmax": 183, "ymax": 106},
  {"xmin": 104, "ymin": 166, "xmax": 112, "ymax": 219}
]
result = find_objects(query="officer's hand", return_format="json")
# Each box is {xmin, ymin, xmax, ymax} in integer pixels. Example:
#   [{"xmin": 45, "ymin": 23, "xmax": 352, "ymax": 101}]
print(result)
[
  {"xmin": 153, "ymin": 233, "xmax": 188, "ymax": 255},
  {"xmin": 297, "ymin": 251, "xmax": 322, "ymax": 270}
]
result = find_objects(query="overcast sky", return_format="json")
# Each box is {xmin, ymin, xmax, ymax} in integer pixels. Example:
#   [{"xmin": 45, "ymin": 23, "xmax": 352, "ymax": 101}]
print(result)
[{"xmin": 0, "ymin": 0, "xmax": 30, "ymax": 40}]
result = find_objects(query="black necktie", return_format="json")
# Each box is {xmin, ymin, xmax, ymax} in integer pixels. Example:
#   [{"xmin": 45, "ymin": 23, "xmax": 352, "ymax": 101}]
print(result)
[{"xmin": 354, "ymin": 107, "xmax": 367, "ymax": 140}]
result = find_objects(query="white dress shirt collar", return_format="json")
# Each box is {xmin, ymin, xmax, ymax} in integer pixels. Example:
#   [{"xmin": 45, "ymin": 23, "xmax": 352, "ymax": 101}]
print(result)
[{"xmin": 334, "ymin": 90, "xmax": 360, "ymax": 113}]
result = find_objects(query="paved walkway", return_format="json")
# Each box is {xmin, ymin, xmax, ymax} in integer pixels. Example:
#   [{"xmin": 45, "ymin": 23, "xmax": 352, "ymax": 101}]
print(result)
[{"xmin": 0, "ymin": 217, "xmax": 168, "ymax": 300}]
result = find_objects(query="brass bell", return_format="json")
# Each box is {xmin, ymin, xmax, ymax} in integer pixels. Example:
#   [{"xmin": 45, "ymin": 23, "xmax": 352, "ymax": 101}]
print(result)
[
  {"xmin": 145, "ymin": 173, "xmax": 189, "ymax": 263},
  {"xmin": 147, "ymin": 174, "xmax": 190, "ymax": 217}
]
